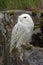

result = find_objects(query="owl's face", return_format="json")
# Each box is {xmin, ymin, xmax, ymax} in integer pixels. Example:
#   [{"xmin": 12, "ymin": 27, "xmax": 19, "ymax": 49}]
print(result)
[
  {"xmin": 18, "ymin": 14, "xmax": 30, "ymax": 23},
  {"xmin": 18, "ymin": 14, "xmax": 34, "ymax": 28}
]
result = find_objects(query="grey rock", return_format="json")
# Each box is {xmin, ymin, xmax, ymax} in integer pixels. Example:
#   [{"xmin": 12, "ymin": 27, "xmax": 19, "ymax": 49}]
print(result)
[
  {"xmin": 23, "ymin": 47, "xmax": 43, "ymax": 65},
  {"xmin": 0, "ymin": 11, "xmax": 43, "ymax": 65}
]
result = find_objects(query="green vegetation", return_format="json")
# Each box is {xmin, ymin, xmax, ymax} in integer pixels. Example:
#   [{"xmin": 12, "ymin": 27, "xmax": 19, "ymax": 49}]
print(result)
[{"xmin": 0, "ymin": 0, "xmax": 43, "ymax": 11}]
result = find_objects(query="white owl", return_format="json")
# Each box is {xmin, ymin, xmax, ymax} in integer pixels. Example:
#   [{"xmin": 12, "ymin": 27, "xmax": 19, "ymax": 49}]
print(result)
[{"xmin": 10, "ymin": 14, "xmax": 34, "ymax": 61}]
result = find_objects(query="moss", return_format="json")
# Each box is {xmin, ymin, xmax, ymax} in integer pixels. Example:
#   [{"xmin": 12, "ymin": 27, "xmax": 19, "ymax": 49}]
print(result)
[
  {"xmin": 40, "ymin": 18, "xmax": 43, "ymax": 22},
  {"xmin": 22, "ymin": 44, "xmax": 33, "ymax": 50},
  {"xmin": 25, "ymin": 45, "xmax": 33, "ymax": 50},
  {"xmin": 34, "ymin": 24, "xmax": 40, "ymax": 29}
]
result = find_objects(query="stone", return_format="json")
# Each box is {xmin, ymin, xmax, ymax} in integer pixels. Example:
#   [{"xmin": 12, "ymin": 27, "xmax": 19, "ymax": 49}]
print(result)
[{"xmin": 24, "ymin": 47, "xmax": 43, "ymax": 65}]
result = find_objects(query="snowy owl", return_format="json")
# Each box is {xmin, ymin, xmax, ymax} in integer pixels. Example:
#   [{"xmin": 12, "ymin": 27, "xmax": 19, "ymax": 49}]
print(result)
[{"xmin": 10, "ymin": 14, "xmax": 34, "ymax": 61}]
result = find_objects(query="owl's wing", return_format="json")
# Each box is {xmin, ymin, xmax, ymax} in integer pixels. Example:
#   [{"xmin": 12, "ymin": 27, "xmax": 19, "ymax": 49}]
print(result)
[{"xmin": 10, "ymin": 23, "xmax": 25, "ymax": 53}]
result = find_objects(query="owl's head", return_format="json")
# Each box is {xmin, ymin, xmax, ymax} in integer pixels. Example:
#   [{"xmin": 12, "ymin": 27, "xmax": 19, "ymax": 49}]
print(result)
[{"xmin": 18, "ymin": 14, "xmax": 34, "ymax": 28}]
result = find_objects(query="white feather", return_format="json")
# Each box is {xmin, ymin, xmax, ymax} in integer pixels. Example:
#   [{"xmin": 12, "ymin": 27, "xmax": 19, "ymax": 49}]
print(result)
[{"xmin": 10, "ymin": 14, "xmax": 34, "ymax": 61}]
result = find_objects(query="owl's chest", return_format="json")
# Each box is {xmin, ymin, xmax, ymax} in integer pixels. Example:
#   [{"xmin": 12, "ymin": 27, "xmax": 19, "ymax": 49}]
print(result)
[
  {"xmin": 18, "ymin": 24, "xmax": 33, "ymax": 37},
  {"xmin": 22, "ymin": 25, "xmax": 33, "ymax": 38}
]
